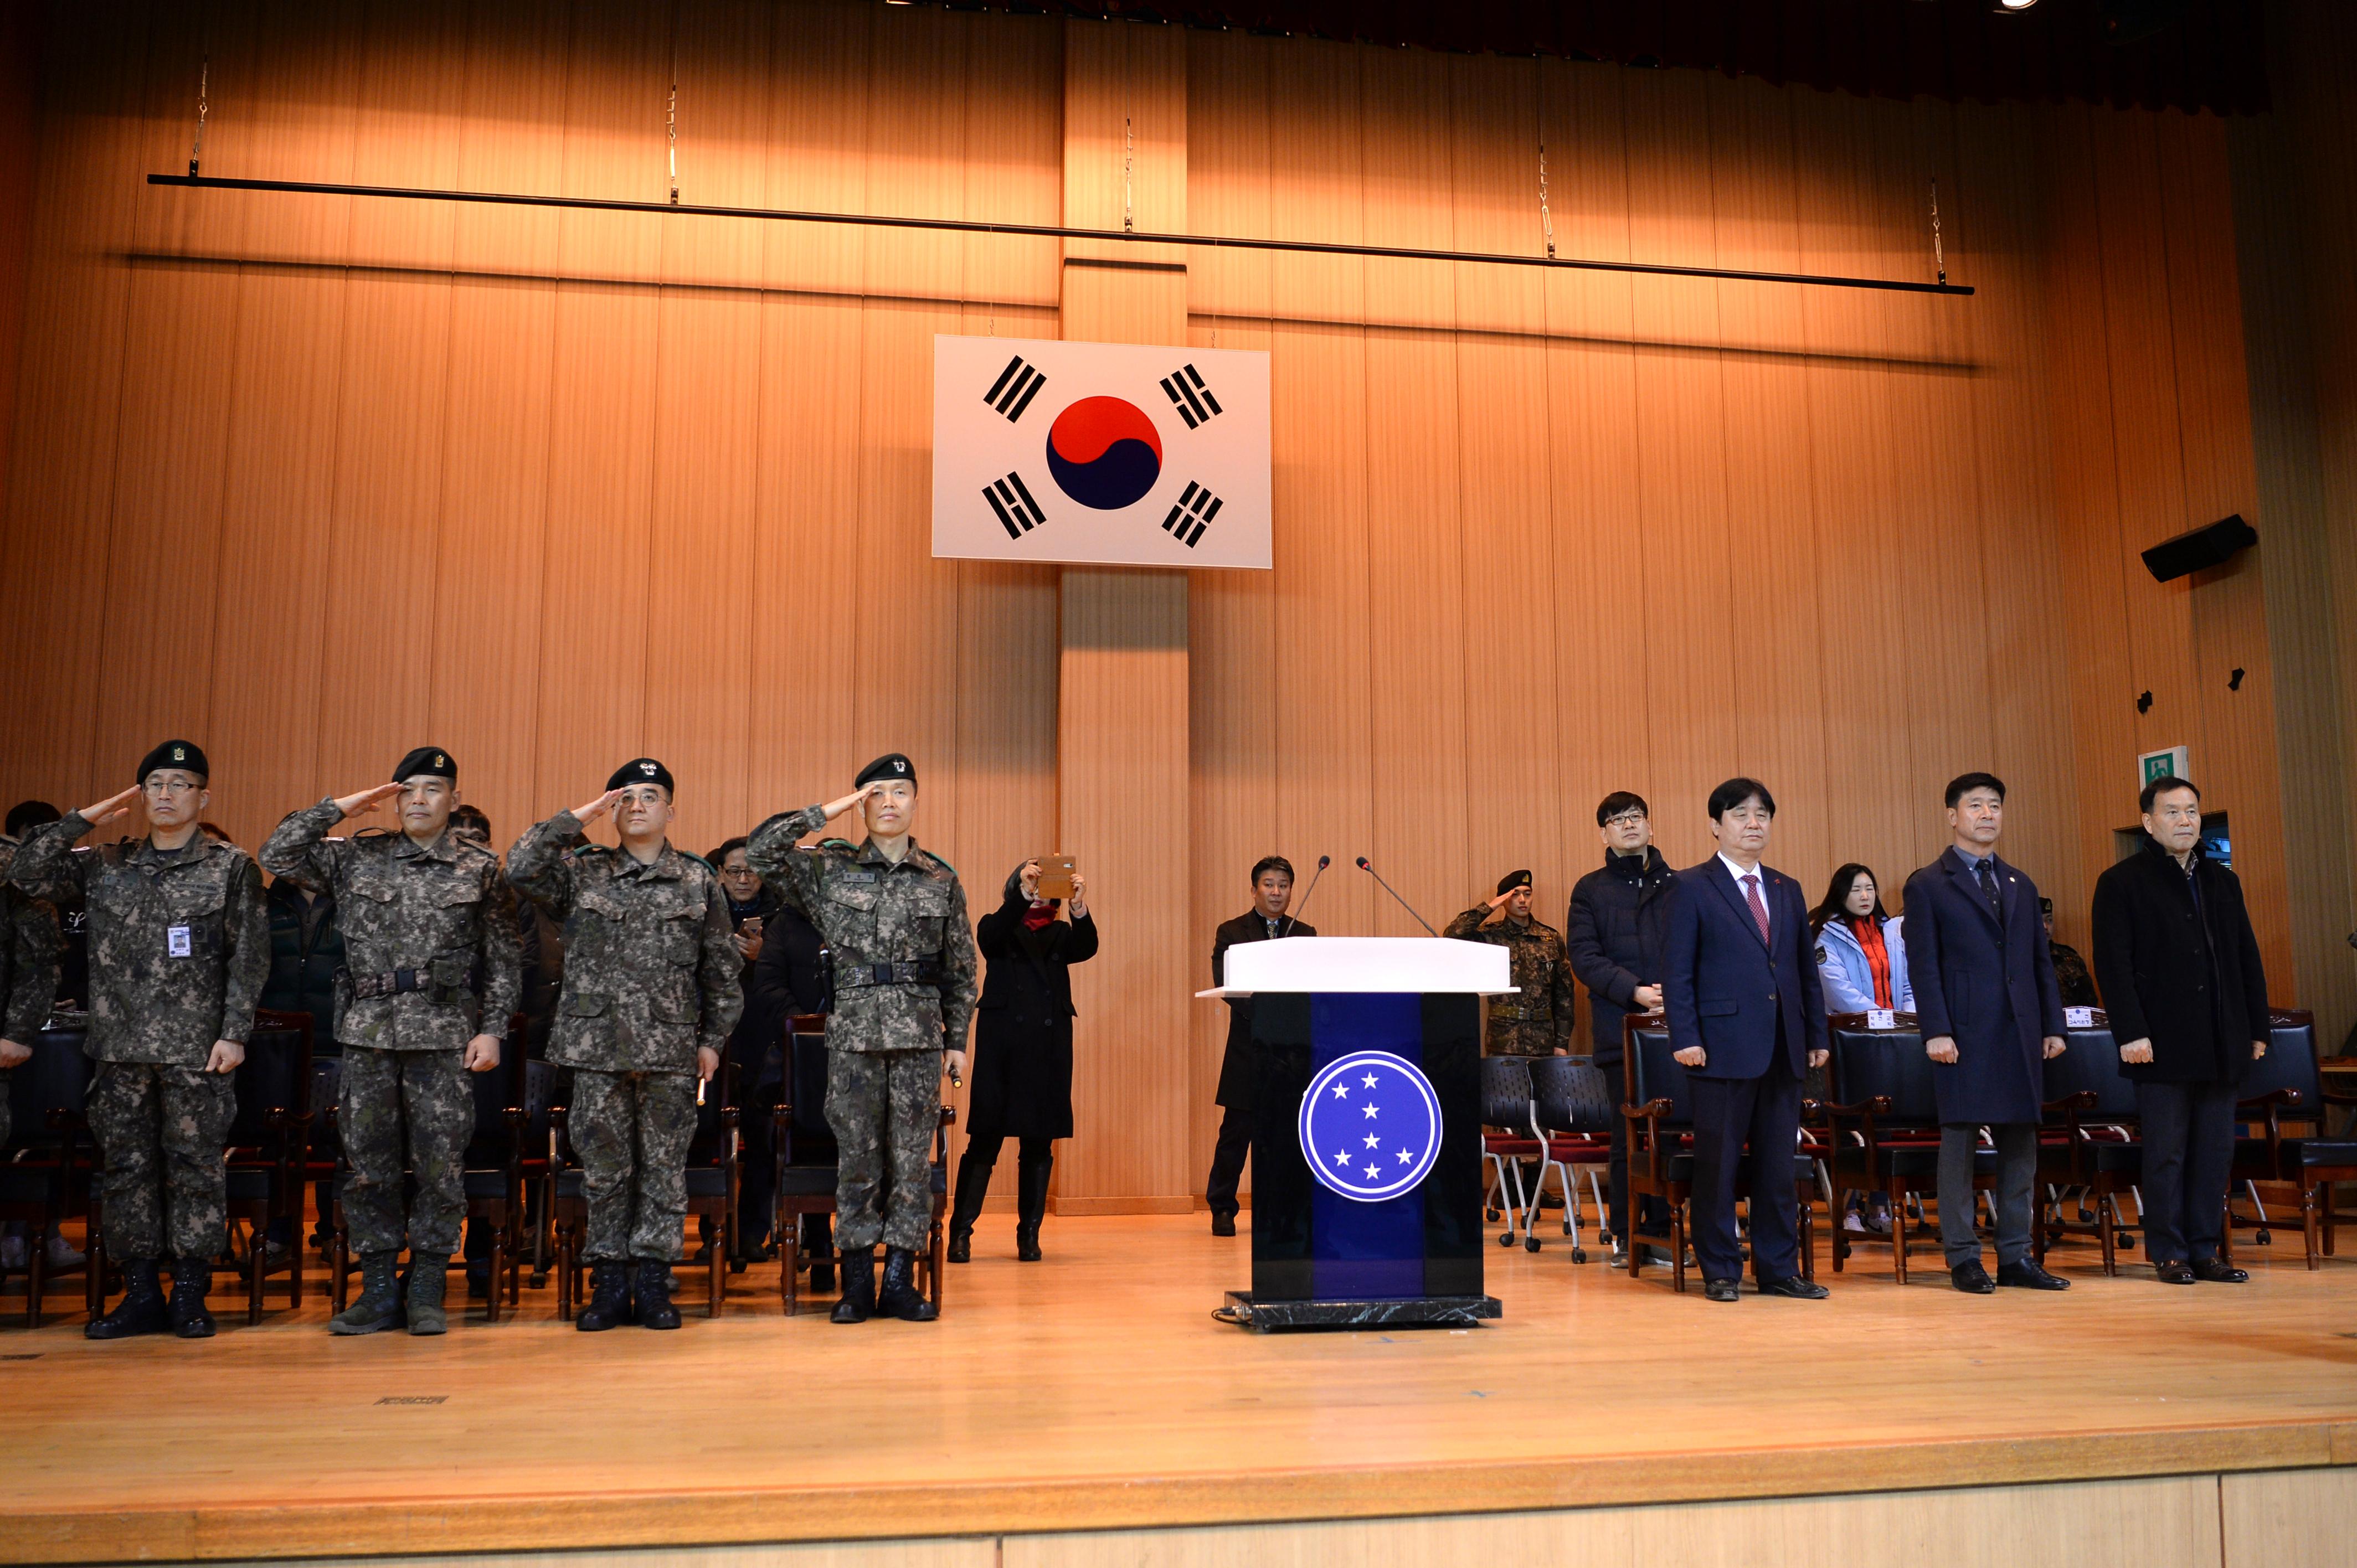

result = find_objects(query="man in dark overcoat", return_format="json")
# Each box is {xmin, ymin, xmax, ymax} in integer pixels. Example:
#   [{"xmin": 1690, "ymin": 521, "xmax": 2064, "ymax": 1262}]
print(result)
[
  {"xmin": 2091, "ymin": 775, "xmax": 2272, "ymax": 1285},
  {"xmin": 1902, "ymin": 772, "xmax": 2070, "ymax": 1294}
]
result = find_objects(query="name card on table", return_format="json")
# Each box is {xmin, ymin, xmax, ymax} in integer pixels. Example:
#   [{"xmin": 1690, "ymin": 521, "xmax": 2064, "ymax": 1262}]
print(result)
[
  {"xmin": 2065, "ymin": 1007, "xmax": 2097, "ymax": 1029},
  {"xmin": 1866, "ymin": 1009, "xmax": 1897, "ymax": 1032}
]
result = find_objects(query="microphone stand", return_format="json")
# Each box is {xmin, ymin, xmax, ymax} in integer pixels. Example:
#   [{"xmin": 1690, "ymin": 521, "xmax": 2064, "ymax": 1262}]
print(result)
[
  {"xmin": 1282, "ymin": 854, "xmax": 1331, "ymax": 936},
  {"xmin": 1356, "ymin": 856, "xmax": 1438, "ymax": 937}
]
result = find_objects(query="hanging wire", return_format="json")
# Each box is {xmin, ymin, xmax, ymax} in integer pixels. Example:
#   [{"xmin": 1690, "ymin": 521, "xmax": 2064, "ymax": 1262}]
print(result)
[
  {"xmin": 1122, "ymin": 114, "xmax": 1135, "ymax": 234},
  {"xmin": 1535, "ymin": 61, "xmax": 1555, "ymax": 260},
  {"xmin": 188, "ymin": 55, "xmax": 209, "ymax": 178},
  {"xmin": 667, "ymin": 80, "xmax": 679, "ymax": 206},
  {"xmin": 1538, "ymin": 141, "xmax": 1556, "ymax": 261},
  {"xmin": 1929, "ymin": 177, "xmax": 1946, "ymax": 287}
]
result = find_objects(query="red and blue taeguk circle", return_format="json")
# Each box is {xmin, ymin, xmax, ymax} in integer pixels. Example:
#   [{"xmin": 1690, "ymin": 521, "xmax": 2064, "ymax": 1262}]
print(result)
[{"xmin": 1044, "ymin": 396, "xmax": 1164, "ymax": 510}]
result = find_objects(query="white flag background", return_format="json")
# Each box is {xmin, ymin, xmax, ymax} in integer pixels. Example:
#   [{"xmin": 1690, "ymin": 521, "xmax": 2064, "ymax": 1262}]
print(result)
[{"xmin": 931, "ymin": 334, "xmax": 1272, "ymax": 570}]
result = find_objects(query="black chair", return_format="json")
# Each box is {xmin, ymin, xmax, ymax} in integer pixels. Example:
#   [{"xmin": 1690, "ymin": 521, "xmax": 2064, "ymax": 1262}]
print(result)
[
  {"xmin": 1821, "ymin": 1020, "xmax": 1990, "ymax": 1283},
  {"xmin": 219, "ymin": 1009, "xmax": 314, "ymax": 1322},
  {"xmin": 1479, "ymin": 1055, "xmax": 1540, "ymax": 1251},
  {"xmin": 772, "ymin": 1017, "xmax": 952, "ymax": 1316},
  {"xmin": 2231, "ymin": 1011, "xmax": 2355, "ymax": 1269},
  {"xmin": 1527, "ymin": 1055, "xmax": 1613, "ymax": 1262},
  {"xmin": 2036, "ymin": 1014, "xmax": 2145, "ymax": 1272},
  {"xmin": 300, "ymin": 1053, "xmax": 343, "ymax": 1252},
  {"xmin": 1624, "ymin": 1019, "xmax": 1817, "ymax": 1291},
  {"xmin": 1, "ymin": 1024, "xmax": 96, "ymax": 1327},
  {"xmin": 553, "ymin": 1061, "xmax": 735, "ymax": 1319}
]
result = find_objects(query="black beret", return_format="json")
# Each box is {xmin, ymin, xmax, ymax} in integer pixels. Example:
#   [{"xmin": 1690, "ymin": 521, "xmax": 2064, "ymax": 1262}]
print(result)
[
  {"xmin": 136, "ymin": 740, "xmax": 208, "ymax": 784},
  {"xmin": 1497, "ymin": 869, "xmax": 1533, "ymax": 896},
  {"xmin": 855, "ymin": 753, "xmax": 915, "ymax": 789},
  {"xmin": 608, "ymin": 757, "xmax": 675, "ymax": 793},
  {"xmin": 392, "ymin": 746, "xmax": 457, "ymax": 785}
]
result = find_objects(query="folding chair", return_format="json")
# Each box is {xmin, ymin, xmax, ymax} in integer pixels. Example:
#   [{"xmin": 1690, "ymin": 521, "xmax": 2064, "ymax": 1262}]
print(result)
[
  {"xmin": 1479, "ymin": 1055, "xmax": 1539, "ymax": 1251},
  {"xmin": 1527, "ymin": 1055, "xmax": 1613, "ymax": 1262},
  {"xmin": 219, "ymin": 1009, "xmax": 313, "ymax": 1322},
  {"xmin": 0, "ymin": 1024, "xmax": 96, "ymax": 1327},
  {"xmin": 2232, "ymin": 1011, "xmax": 2356, "ymax": 1269},
  {"xmin": 1821, "ymin": 1022, "xmax": 1994, "ymax": 1282}
]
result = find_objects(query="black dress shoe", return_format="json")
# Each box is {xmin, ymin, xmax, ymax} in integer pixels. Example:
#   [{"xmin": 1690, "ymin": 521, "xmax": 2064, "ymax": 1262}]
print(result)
[
  {"xmin": 2155, "ymin": 1259, "xmax": 2197, "ymax": 1285},
  {"xmin": 1951, "ymin": 1261, "xmax": 1995, "ymax": 1294},
  {"xmin": 1210, "ymin": 1212, "xmax": 1237, "ymax": 1237},
  {"xmin": 1702, "ymin": 1277, "xmax": 1741, "ymax": 1303},
  {"xmin": 1758, "ymin": 1275, "xmax": 1829, "ymax": 1299},
  {"xmin": 1996, "ymin": 1260, "xmax": 2071, "ymax": 1291},
  {"xmin": 2191, "ymin": 1258, "xmax": 2250, "ymax": 1283}
]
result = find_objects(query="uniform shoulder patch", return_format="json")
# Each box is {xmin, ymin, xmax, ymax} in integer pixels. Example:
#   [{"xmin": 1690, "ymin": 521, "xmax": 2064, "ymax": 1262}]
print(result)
[{"xmin": 1814, "ymin": 944, "xmax": 1828, "ymax": 964}]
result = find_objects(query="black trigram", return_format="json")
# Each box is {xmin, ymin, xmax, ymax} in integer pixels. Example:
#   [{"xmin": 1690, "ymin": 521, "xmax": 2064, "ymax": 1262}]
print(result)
[
  {"xmin": 1159, "ymin": 363, "xmax": 1223, "ymax": 429},
  {"xmin": 984, "ymin": 472, "xmax": 1047, "ymax": 540},
  {"xmin": 983, "ymin": 354, "xmax": 1048, "ymax": 422},
  {"xmin": 1162, "ymin": 481, "xmax": 1221, "ymax": 547}
]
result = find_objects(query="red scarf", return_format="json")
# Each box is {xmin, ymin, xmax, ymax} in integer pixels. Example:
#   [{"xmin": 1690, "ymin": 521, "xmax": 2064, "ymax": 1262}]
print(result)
[
  {"xmin": 1023, "ymin": 900, "xmax": 1058, "ymax": 931},
  {"xmin": 1848, "ymin": 916, "xmax": 1893, "ymax": 1009}
]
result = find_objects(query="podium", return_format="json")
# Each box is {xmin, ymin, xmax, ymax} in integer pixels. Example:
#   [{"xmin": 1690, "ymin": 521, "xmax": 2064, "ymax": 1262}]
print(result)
[{"xmin": 1198, "ymin": 937, "xmax": 1510, "ymax": 1330}]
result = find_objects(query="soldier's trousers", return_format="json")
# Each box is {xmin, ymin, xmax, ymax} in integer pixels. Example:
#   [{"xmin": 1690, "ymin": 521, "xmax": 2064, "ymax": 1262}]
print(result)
[
  {"xmin": 1485, "ymin": 1022, "xmax": 1556, "ymax": 1058},
  {"xmin": 826, "ymin": 1048, "xmax": 939, "ymax": 1252},
  {"xmin": 572, "ymin": 1069, "xmax": 696, "ymax": 1263},
  {"xmin": 341, "ymin": 1045, "xmax": 471, "ymax": 1260},
  {"xmin": 88, "ymin": 1061, "xmax": 233, "ymax": 1261}
]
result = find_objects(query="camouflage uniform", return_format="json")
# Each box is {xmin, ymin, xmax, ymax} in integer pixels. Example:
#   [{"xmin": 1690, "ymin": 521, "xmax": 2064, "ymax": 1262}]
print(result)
[
  {"xmin": 1443, "ymin": 905, "xmax": 1578, "ymax": 1057},
  {"xmin": 0, "ymin": 836, "xmax": 61, "ymax": 1150},
  {"xmin": 10, "ymin": 817, "xmax": 266, "ymax": 1260},
  {"xmin": 747, "ymin": 806, "xmax": 976, "ymax": 1252},
  {"xmin": 507, "ymin": 813, "xmax": 740, "ymax": 1264},
  {"xmin": 259, "ymin": 800, "xmax": 521, "ymax": 1259}
]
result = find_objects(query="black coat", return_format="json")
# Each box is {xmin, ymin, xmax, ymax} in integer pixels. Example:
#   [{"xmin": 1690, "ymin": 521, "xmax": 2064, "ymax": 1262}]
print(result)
[
  {"xmin": 1565, "ymin": 847, "xmax": 1676, "ymax": 1065},
  {"xmin": 743, "ymin": 896, "xmax": 826, "ymax": 1085},
  {"xmin": 969, "ymin": 876, "xmax": 1098, "ymax": 1142},
  {"xmin": 1212, "ymin": 910, "xmax": 1315, "ymax": 1109},
  {"xmin": 259, "ymin": 877, "xmax": 343, "ymax": 1045},
  {"xmin": 1901, "ymin": 848, "xmax": 2065, "ymax": 1126},
  {"xmin": 2091, "ymin": 834, "xmax": 2270, "ymax": 1086}
]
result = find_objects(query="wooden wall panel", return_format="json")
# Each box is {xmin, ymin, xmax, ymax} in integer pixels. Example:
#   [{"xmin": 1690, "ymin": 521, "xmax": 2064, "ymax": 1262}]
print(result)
[{"xmin": 0, "ymin": 2, "xmax": 2323, "ymax": 1206}]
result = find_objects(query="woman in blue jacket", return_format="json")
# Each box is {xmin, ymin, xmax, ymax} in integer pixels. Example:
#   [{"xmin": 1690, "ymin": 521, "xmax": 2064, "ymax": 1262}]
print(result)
[{"xmin": 1810, "ymin": 863, "xmax": 1914, "ymax": 1013}]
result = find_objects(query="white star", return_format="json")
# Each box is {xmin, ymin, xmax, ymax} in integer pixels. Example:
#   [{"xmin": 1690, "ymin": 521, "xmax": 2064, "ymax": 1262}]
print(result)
[
  {"xmin": 1363, "ymin": 1132, "xmax": 1380, "ymax": 1148},
  {"xmin": 1333, "ymin": 1148, "xmax": 1351, "ymax": 1167},
  {"xmin": 1362, "ymin": 1103, "xmax": 1379, "ymax": 1120},
  {"xmin": 1396, "ymin": 1149, "xmax": 1413, "ymax": 1164},
  {"xmin": 1331, "ymin": 1084, "xmax": 1350, "ymax": 1098},
  {"xmin": 1362, "ymin": 1163, "xmax": 1381, "ymax": 1179},
  {"xmin": 1361, "ymin": 1072, "xmax": 1378, "ymax": 1088}
]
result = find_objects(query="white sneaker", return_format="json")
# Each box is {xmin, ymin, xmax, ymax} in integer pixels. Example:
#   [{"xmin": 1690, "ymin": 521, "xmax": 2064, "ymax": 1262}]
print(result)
[
  {"xmin": 0, "ymin": 1235, "xmax": 24, "ymax": 1271},
  {"xmin": 44, "ymin": 1233, "xmax": 85, "ymax": 1269}
]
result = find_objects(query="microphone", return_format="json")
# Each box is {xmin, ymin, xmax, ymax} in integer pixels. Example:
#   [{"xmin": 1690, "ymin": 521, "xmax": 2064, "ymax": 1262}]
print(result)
[
  {"xmin": 1356, "ymin": 856, "xmax": 1438, "ymax": 937},
  {"xmin": 1282, "ymin": 855, "xmax": 1331, "ymax": 936}
]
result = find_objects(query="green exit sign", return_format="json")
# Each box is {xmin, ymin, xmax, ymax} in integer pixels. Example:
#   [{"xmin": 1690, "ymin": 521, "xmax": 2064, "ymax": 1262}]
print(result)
[{"xmin": 2139, "ymin": 745, "xmax": 2189, "ymax": 787}]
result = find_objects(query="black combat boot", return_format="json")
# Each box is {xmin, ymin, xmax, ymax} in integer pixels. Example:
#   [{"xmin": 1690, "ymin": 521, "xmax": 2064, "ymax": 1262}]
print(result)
[
  {"xmin": 877, "ymin": 1245, "xmax": 939, "ymax": 1322},
  {"xmin": 831, "ymin": 1245, "xmax": 876, "ymax": 1323},
  {"xmin": 635, "ymin": 1258, "xmax": 682, "ymax": 1330},
  {"xmin": 1015, "ymin": 1151, "xmax": 1052, "ymax": 1263},
  {"xmin": 169, "ymin": 1257, "xmax": 217, "ymax": 1338},
  {"xmin": 86, "ymin": 1257, "xmax": 171, "ymax": 1340},
  {"xmin": 405, "ymin": 1254, "xmax": 449, "ymax": 1335},
  {"xmin": 946, "ymin": 1152, "xmax": 993, "ymax": 1265},
  {"xmin": 577, "ymin": 1261, "xmax": 632, "ymax": 1331},
  {"xmin": 329, "ymin": 1252, "xmax": 404, "ymax": 1335}
]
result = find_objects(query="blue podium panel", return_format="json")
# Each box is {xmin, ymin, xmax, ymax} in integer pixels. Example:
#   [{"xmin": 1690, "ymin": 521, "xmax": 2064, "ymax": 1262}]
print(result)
[{"xmin": 1242, "ymin": 992, "xmax": 1491, "ymax": 1325}]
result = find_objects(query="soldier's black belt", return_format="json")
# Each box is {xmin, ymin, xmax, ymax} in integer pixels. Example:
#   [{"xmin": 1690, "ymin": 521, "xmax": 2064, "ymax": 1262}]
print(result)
[
  {"xmin": 835, "ymin": 959, "xmax": 945, "ymax": 989},
  {"xmin": 351, "ymin": 969, "xmax": 465, "ymax": 1005}
]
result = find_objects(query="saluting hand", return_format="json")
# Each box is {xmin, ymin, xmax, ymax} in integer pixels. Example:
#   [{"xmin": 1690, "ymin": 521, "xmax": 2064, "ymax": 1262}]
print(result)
[
  {"xmin": 75, "ymin": 785, "xmax": 141, "ymax": 831},
  {"xmin": 820, "ymin": 783, "xmax": 882, "ymax": 822},
  {"xmin": 1486, "ymin": 888, "xmax": 1518, "ymax": 912},
  {"xmin": 571, "ymin": 788, "xmax": 622, "ymax": 825},
  {"xmin": 332, "ymin": 782, "xmax": 403, "ymax": 820}
]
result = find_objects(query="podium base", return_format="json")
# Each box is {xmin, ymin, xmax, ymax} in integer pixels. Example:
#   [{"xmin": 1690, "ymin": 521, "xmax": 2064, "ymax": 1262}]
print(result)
[{"xmin": 1218, "ymin": 1291, "xmax": 1502, "ymax": 1333}]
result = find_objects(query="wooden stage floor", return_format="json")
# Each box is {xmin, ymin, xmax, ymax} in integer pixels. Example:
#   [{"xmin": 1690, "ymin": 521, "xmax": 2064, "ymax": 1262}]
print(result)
[{"xmin": 6, "ymin": 1214, "xmax": 2355, "ymax": 1564}]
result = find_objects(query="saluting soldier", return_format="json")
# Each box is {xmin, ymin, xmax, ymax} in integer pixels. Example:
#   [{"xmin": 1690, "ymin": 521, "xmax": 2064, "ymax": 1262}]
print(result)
[
  {"xmin": 10, "ymin": 741, "xmax": 267, "ymax": 1340},
  {"xmin": 1444, "ymin": 870, "xmax": 1578, "ymax": 1056},
  {"xmin": 747, "ymin": 754, "xmax": 977, "ymax": 1324},
  {"xmin": 508, "ymin": 758, "xmax": 740, "ymax": 1332},
  {"xmin": 259, "ymin": 747, "xmax": 520, "ymax": 1337},
  {"xmin": 0, "ymin": 831, "xmax": 61, "ymax": 1152}
]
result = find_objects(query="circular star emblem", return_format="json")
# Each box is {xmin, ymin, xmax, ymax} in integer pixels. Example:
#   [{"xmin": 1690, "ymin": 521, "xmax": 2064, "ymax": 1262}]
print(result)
[{"xmin": 1296, "ymin": 1050, "xmax": 1443, "ymax": 1203}]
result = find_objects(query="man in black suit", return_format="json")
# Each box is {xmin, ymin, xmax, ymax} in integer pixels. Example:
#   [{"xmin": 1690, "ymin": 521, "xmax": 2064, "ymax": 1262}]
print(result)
[
  {"xmin": 1205, "ymin": 856, "xmax": 1316, "ymax": 1236},
  {"xmin": 1901, "ymin": 772, "xmax": 2071, "ymax": 1294},
  {"xmin": 1565, "ymin": 790, "xmax": 1676, "ymax": 1263},
  {"xmin": 2092, "ymin": 775, "xmax": 2272, "ymax": 1285},
  {"xmin": 1661, "ymin": 778, "xmax": 1829, "ymax": 1303}
]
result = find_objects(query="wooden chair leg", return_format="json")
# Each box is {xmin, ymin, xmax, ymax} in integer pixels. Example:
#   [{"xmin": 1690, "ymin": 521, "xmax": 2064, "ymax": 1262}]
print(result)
[
  {"xmin": 555, "ymin": 1223, "xmax": 572, "ymax": 1323},
  {"xmin": 1891, "ymin": 1183, "xmax": 1908, "ymax": 1285},
  {"xmin": 1670, "ymin": 1202, "xmax": 1686, "ymax": 1294},
  {"xmin": 2303, "ymin": 1184, "xmax": 2323, "ymax": 1271},
  {"xmin": 2323, "ymin": 1183, "xmax": 2337, "ymax": 1257},
  {"xmin": 25, "ymin": 1243, "xmax": 43, "ymax": 1332},
  {"xmin": 781, "ymin": 1209, "xmax": 800, "ymax": 1317},
  {"xmin": 487, "ymin": 1216, "xmax": 505, "ymax": 1324},
  {"xmin": 248, "ymin": 1237, "xmax": 264, "ymax": 1325}
]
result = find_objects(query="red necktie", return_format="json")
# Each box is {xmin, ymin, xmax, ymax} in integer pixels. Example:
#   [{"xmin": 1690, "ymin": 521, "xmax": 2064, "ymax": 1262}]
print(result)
[{"xmin": 1743, "ymin": 874, "xmax": 1771, "ymax": 944}]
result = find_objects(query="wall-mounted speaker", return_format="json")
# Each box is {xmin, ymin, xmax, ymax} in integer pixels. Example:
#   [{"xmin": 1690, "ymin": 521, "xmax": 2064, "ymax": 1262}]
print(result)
[{"xmin": 2142, "ymin": 513, "xmax": 2257, "ymax": 583}]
